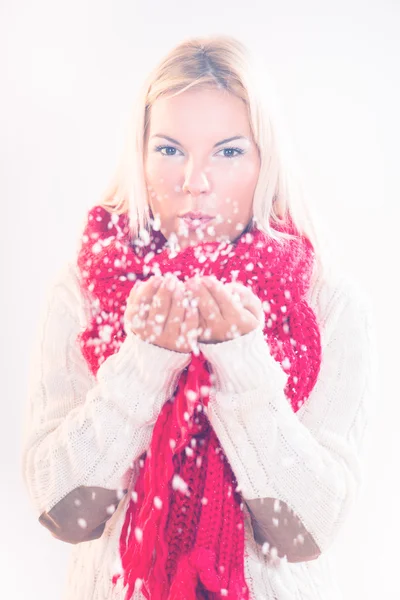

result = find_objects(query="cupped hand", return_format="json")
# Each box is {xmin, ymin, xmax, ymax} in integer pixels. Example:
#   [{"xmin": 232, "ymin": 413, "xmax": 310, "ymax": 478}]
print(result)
[
  {"xmin": 124, "ymin": 275, "xmax": 199, "ymax": 353},
  {"xmin": 124, "ymin": 274, "xmax": 264, "ymax": 352},
  {"xmin": 185, "ymin": 276, "xmax": 265, "ymax": 344}
]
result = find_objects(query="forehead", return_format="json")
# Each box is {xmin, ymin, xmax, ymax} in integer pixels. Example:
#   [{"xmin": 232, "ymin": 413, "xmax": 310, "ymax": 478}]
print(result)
[{"xmin": 148, "ymin": 87, "xmax": 251, "ymax": 138}]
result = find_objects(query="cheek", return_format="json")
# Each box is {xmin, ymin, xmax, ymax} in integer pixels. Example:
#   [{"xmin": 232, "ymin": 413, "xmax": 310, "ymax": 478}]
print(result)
[
  {"xmin": 145, "ymin": 160, "xmax": 178, "ymax": 218},
  {"xmin": 237, "ymin": 159, "xmax": 259, "ymax": 182},
  {"xmin": 216, "ymin": 160, "xmax": 259, "ymax": 193},
  {"xmin": 146, "ymin": 156, "xmax": 178, "ymax": 189},
  {"xmin": 145, "ymin": 157, "xmax": 161, "ymax": 185}
]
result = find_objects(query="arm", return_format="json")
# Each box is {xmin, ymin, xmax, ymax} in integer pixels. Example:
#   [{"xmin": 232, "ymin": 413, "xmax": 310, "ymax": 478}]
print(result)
[
  {"xmin": 37, "ymin": 485, "xmax": 127, "ymax": 544},
  {"xmin": 21, "ymin": 263, "xmax": 191, "ymax": 543},
  {"xmin": 198, "ymin": 277, "xmax": 377, "ymax": 562}
]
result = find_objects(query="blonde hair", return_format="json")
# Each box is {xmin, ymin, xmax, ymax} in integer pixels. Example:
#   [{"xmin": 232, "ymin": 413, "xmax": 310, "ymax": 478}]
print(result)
[{"xmin": 100, "ymin": 34, "xmax": 326, "ymax": 277}]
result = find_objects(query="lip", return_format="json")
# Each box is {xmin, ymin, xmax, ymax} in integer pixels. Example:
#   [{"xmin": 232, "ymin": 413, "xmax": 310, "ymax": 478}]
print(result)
[
  {"xmin": 180, "ymin": 215, "xmax": 214, "ymax": 231},
  {"xmin": 181, "ymin": 212, "xmax": 213, "ymax": 220}
]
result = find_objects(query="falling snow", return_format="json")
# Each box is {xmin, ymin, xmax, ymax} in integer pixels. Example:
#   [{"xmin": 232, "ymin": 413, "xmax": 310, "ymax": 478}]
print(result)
[
  {"xmin": 261, "ymin": 542, "xmax": 270, "ymax": 555},
  {"xmin": 134, "ymin": 527, "xmax": 143, "ymax": 543},
  {"xmin": 172, "ymin": 474, "xmax": 189, "ymax": 495},
  {"xmin": 77, "ymin": 518, "xmax": 87, "ymax": 529},
  {"xmin": 153, "ymin": 496, "xmax": 163, "ymax": 510}
]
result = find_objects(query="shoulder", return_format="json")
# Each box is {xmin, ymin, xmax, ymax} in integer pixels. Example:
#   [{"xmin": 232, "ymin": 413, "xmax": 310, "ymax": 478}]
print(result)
[
  {"xmin": 304, "ymin": 262, "xmax": 378, "ymax": 424},
  {"xmin": 43, "ymin": 260, "xmax": 90, "ymax": 328},
  {"xmin": 306, "ymin": 261, "xmax": 375, "ymax": 345}
]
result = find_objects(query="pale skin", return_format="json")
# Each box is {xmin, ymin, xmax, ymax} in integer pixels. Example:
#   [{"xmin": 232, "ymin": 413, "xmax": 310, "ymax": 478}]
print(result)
[
  {"xmin": 124, "ymin": 273, "xmax": 265, "ymax": 352},
  {"xmin": 126, "ymin": 86, "xmax": 264, "ymax": 348},
  {"xmin": 37, "ymin": 90, "xmax": 320, "ymax": 562},
  {"xmin": 122, "ymin": 86, "xmax": 321, "ymax": 563},
  {"xmin": 145, "ymin": 86, "xmax": 261, "ymax": 253}
]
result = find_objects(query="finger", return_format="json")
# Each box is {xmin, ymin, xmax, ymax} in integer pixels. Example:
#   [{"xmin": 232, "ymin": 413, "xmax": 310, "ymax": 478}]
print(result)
[
  {"xmin": 169, "ymin": 280, "xmax": 200, "ymax": 351},
  {"xmin": 125, "ymin": 276, "xmax": 163, "ymax": 331},
  {"xmin": 198, "ymin": 310, "xmax": 207, "ymax": 332},
  {"xmin": 162, "ymin": 281, "xmax": 190, "ymax": 350},
  {"xmin": 152, "ymin": 280, "xmax": 198, "ymax": 352},
  {"xmin": 146, "ymin": 276, "xmax": 176, "ymax": 335},
  {"xmin": 224, "ymin": 282, "xmax": 264, "ymax": 324},
  {"xmin": 186, "ymin": 278, "xmax": 223, "ymax": 324},
  {"xmin": 200, "ymin": 277, "xmax": 243, "ymax": 322},
  {"xmin": 126, "ymin": 277, "xmax": 160, "ymax": 319}
]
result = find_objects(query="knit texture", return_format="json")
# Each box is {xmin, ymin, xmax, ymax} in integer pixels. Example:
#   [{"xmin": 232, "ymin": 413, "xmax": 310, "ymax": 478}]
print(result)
[
  {"xmin": 22, "ymin": 255, "xmax": 376, "ymax": 600},
  {"xmin": 76, "ymin": 205, "xmax": 322, "ymax": 600}
]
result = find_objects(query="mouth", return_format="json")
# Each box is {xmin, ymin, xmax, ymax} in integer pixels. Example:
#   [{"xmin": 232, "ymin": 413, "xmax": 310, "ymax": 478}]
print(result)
[{"xmin": 179, "ymin": 215, "xmax": 215, "ymax": 231}]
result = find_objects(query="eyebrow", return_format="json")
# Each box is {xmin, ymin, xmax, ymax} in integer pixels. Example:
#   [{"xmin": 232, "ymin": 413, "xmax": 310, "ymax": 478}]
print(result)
[{"xmin": 150, "ymin": 134, "xmax": 248, "ymax": 148}]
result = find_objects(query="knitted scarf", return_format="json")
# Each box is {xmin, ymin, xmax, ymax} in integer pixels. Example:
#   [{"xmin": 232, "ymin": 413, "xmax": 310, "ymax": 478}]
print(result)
[{"xmin": 76, "ymin": 205, "xmax": 322, "ymax": 600}]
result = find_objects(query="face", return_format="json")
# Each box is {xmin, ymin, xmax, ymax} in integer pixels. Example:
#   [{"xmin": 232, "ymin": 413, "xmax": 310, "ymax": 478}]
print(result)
[{"xmin": 144, "ymin": 87, "xmax": 261, "ymax": 251}]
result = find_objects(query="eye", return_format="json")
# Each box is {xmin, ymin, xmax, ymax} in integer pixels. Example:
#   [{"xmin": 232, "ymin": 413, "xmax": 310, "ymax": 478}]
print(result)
[
  {"xmin": 154, "ymin": 145, "xmax": 182, "ymax": 157},
  {"xmin": 153, "ymin": 145, "xmax": 245, "ymax": 159},
  {"xmin": 217, "ymin": 147, "xmax": 245, "ymax": 159}
]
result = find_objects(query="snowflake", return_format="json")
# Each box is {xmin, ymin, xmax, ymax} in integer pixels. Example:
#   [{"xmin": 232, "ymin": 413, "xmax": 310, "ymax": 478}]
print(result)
[
  {"xmin": 77, "ymin": 518, "xmax": 87, "ymax": 529},
  {"xmin": 185, "ymin": 389, "xmax": 198, "ymax": 402},
  {"xmin": 172, "ymin": 475, "xmax": 189, "ymax": 495},
  {"xmin": 153, "ymin": 496, "xmax": 163, "ymax": 510}
]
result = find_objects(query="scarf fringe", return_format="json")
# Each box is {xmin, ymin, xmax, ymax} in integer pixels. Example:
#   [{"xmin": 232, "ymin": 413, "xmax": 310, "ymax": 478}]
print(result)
[
  {"xmin": 168, "ymin": 548, "xmax": 220, "ymax": 599},
  {"xmin": 77, "ymin": 205, "xmax": 322, "ymax": 600}
]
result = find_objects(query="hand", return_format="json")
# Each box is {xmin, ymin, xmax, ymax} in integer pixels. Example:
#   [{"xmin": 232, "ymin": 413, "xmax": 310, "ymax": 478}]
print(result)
[
  {"xmin": 185, "ymin": 276, "xmax": 265, "ymax": 344},
  {"xmin": 124, "ymin": 275, "xmax": 199, "ymax": 353}
]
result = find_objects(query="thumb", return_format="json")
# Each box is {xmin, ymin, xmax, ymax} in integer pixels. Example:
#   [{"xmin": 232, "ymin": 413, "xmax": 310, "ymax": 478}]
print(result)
[{"xmin": 225, "ymin": 282, "xmax": 265, "ymax": 326}]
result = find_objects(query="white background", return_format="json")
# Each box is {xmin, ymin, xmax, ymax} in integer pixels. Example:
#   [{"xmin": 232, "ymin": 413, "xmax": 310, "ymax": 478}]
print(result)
[{"xmin": 1, "ymin": 0, "xmax": 399, "ymax": 598}]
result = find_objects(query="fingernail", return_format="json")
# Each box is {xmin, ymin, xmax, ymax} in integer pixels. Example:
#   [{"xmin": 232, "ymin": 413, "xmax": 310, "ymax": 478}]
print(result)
[
  {"xmin": 167, "ymin": 277, "xmax": 176, "ymax": 291},
  {"xmin": 187, "ymin": 277, "xmax": 200, "ymax": 289},
  {"xmin": 173, "ymin": 283, "xmax": 183, "ymax": 298},
  {"xmin": 152, "ymin": 276, "xmax": 162, "ymax": 288}
]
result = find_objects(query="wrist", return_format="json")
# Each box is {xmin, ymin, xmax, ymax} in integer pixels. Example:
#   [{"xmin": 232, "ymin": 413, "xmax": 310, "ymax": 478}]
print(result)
[{"xmin": 198, "ymin": 327, "xmax": 287, "ymax": 394}]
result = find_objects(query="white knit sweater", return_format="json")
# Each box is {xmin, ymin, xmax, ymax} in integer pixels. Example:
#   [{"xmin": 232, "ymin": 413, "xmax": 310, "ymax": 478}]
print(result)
[{"xmin": 21, "ymin": 259, "xmax": 377, "ymax": 600}]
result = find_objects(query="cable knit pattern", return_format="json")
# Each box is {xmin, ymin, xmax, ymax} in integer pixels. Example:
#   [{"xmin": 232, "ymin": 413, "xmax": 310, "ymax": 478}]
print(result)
[
  {"xmin": 73, "ymin": 205, "xmax": 323, "ymax": 600},
  {"xmin": 22, "ymin": 272, "xmax": 191, "ymax": 514},
  {"xmin": 21, "ymin": 249, "xmax": 376, "ymax": 599},
  {"xmin": 199, "ymin": 300, "xmax": 373, "ymax": 550}
]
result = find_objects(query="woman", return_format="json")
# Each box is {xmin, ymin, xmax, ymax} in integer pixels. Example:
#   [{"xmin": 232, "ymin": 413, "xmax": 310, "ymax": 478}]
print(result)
[{"xmin": 22, "ymin": 35, "xmax": 376, "ymax": 599}]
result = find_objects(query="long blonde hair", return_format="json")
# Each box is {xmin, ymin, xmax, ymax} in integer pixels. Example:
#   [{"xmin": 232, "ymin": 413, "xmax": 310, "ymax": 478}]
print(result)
[{"xmin": 100, "ymin": 34, "xmax": 326, "ymax": 277}]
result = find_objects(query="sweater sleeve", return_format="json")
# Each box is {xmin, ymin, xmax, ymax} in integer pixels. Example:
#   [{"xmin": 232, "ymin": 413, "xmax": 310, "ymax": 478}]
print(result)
[
  {"xmin": 21, "ymin": 262, "xmax": 191, "ymax": 518},
  {"xmin": 197, "ymin": 275, "xmax": 377, "ymax": 555}
]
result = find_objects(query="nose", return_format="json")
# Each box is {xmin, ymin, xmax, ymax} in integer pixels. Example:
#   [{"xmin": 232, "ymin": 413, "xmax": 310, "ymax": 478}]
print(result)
[{"xmin": 182, "ymin": 161, "xmax": 211, "ymax": 196}]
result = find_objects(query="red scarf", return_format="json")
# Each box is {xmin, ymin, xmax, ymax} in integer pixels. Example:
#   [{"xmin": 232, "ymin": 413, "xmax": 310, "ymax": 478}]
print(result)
[{"xmin": 76, "ymin": 205, "xmax": 321, "ymax": 600}]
